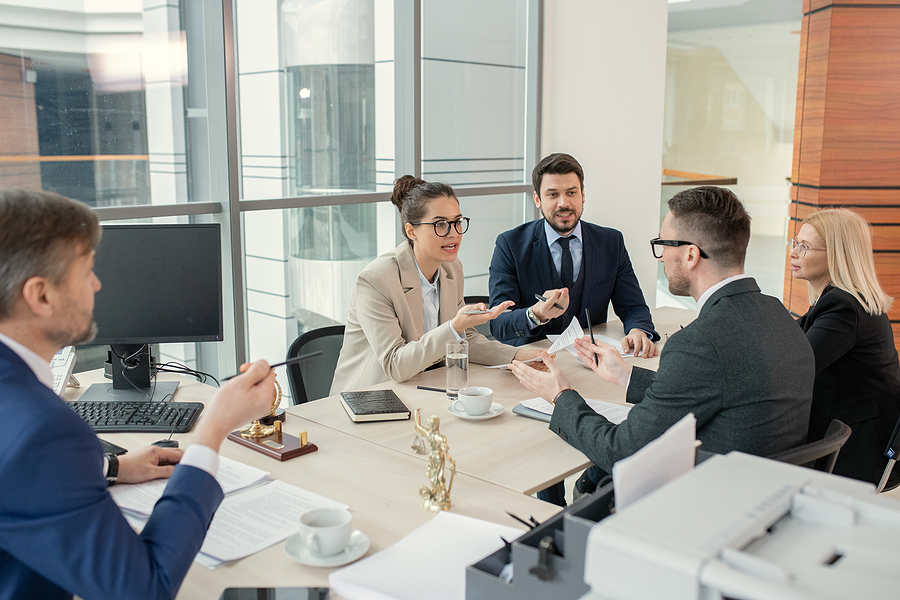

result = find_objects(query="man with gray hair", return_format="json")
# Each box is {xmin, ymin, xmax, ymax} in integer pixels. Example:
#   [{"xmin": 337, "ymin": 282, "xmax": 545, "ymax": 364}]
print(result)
[
  {"xmin": 511, "ymin": 186, "xmax": 815, "ymax": 496},
  {"xmin": 0, "ymin": 189, "xmax": 277, "ymax": 600}
]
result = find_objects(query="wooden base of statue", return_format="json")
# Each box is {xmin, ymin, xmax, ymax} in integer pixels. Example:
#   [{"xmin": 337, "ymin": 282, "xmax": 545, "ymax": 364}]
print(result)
[{"xmin": 227, "ymin": 422, "xmax": 318, "ymax": 461}]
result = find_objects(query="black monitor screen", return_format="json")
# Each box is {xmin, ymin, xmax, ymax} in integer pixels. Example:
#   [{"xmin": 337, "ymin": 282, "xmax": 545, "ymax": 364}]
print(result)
[{"xmin": 90, "ymin": 224, "xmax": 224, "ymax": 345}]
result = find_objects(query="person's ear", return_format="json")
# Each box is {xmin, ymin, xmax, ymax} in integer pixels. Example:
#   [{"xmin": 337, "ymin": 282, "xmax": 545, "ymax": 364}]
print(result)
[
  {"xmin": 20, "ymin": 276, "xmax": 54, "ymax": 318},
  {"xmin": 405, "ymin": 222, "xmax": 416, "ymax": 241},
  {"xmin": 533, "ymin": 191, "xmax": 541, "ymax": 209}
]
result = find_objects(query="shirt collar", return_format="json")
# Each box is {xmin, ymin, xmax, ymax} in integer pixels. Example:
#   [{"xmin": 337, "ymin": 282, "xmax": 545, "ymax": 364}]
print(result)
[
  {"xmin": 696, "ymin": 274, "xmax": 752, "ymax": 315},
  {"xmin": 417, "ymin": 263, "xmax": 440, "ymax": 292},
  {"xmin": 0, "ymin": 331, "xmax": 53, "ymax": 389},
  {"xmin": 543, "ymin": 219, "xmax": 582, "ymax": 248}
]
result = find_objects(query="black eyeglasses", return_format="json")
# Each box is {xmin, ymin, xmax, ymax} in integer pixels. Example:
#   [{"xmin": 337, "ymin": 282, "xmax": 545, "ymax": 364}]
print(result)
[
  {"xmin": 650, "ymin": 238, "xmax": 709, "ymax": 259},
  {"xmin": 409, "ymin": 217, "xmax": 470, "ymax": 237}
]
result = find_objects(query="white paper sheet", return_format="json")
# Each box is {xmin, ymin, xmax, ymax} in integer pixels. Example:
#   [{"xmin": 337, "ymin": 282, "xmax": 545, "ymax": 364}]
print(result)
[
  {"xmin": 484, "ymin": 355, "xmax": 545, "ymax": 369},
  {"xmin": 549, "ymin": 332, "xmax": 636, "ymax": 358},
  {"xmin": 518, "ymin": 396, "xmax": 632, "ymax": 424},
  {"xmin": 199, "ymin": 479, "xmax": 349, "ymax": 563},
  {"xmin": 109, "ymin": 455, "xmax": 271, "ymax": 517},
  {"xmin": 546, "ymin": 317, "xmax": 583, "ymax": 355},
  {"xmin": 612, "ymin": 413, "xmax": 696, "ymax": 511},
  {"xmin": 329, "ymin": 512, "xmax": 524, "ymax": 600}
]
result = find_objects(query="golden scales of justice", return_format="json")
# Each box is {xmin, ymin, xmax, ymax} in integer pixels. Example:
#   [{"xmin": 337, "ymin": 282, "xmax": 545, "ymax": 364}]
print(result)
[{"xmin": 227, "ymin": 377, "xmax": 318, "ymax": 461}]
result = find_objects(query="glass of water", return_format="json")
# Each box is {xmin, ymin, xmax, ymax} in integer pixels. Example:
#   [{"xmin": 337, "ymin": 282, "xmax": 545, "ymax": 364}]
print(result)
[{"xmin": 446, "ymin": 339, "xmax": 468, "ymax": 401}]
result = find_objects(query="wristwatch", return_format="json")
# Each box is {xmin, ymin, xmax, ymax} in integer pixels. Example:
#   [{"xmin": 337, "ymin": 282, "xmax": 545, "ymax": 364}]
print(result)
[
  {"xmin": 105, "ymin": 453, "xmax": 119, "ymax": 486},
  {"xmin": 527, "ymin": 305, "xmax": 550, "ymax": 327}
]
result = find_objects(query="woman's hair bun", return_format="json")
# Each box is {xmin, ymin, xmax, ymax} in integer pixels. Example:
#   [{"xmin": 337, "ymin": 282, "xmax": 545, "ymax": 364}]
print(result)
[{"xmin": 391, "ymin": 175, "xmax": 426, "ymax": 210}]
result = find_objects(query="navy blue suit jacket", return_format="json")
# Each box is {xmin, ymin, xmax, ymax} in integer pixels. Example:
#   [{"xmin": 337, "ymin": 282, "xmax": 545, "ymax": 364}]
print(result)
[
  {"xmin": 488, "ymin": 219, "xmax": 657, "ymax": 345},
  {"xmin": 0, "ymin": 341, "xmax": 223, "ymax": 600}
]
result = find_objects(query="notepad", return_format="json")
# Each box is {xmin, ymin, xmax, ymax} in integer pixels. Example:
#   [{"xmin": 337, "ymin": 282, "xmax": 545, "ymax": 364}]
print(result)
[
  {"xmin": 340, "ymin": 390, "xmax": 411, "ymax": 422},
  {"xmin": 513, "ymin": 396, "xmax": 632, "ymax": 424}
]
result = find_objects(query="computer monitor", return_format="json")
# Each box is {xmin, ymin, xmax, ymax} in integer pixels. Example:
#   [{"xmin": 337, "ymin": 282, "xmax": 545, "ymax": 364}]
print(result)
[{"xmin": 79, "ymin": 223, "xmax": 224, "ymax": 402}]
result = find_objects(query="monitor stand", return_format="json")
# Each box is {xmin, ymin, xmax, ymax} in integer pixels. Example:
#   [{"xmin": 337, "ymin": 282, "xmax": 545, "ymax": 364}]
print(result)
[{"xmin": 77, "ymin": 343, "xmax": 179, "ymax": 402}]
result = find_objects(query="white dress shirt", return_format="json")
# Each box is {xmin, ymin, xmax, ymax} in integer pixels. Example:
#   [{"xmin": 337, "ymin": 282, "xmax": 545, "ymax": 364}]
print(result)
[
  {"xmin": 418, "ymin": 264, "xmax": 463, "ymax": 341},
  {"xmin": 0, "ymin": 331, "xmax": 218, "ymax": 478},
  {"xmin": 544, "ymin": 220, "xmax": 584, "ymax": 283}
]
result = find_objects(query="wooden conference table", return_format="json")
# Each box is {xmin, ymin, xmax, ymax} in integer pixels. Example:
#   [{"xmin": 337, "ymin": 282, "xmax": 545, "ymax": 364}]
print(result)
[
  {"xmin": 64, "ymin": 306, "xmax": 693, "ymax": 599},
  {"xmin": 293, "ymin": 306, "xmax": 695, "ymax": 495}
]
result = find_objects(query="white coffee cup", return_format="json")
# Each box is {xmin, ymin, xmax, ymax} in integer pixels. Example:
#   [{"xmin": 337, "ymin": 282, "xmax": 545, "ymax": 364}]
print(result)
[
  {"xmin": 452, "ymin": 386, "xmax": 493, "ymax": 416},
  {"xmin": 299, "ymin": 508, "xmax": 352, "ymax": 557}
]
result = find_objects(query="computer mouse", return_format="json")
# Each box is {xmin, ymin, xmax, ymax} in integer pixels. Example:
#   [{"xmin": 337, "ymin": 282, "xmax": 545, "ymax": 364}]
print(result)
[{"xmin": 151, "ymin": 439, "xmax": 179, "ymax": 449}]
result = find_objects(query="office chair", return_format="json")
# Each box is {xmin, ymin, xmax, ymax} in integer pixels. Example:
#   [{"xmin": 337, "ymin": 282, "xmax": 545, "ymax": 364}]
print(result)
[
  {"xmin": 876, "ymin": 414, "xmax": 900, "ymax": 493},
  {"xmin": 285, "ymin": 325, "xmax": 345, "ymax": 405},
  {"xmin": 768, "ymin": 419, "xmax": 851, "ymax": 474},
  {"xmin": 464, "ymin": 295, "xmax": 495, "ymax": 341}
]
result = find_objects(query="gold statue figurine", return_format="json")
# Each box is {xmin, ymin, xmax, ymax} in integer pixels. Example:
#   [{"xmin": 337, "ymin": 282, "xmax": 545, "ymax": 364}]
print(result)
[{"xmin": 414, "ymin": 408, "xmax": 456, "ymax": 512}]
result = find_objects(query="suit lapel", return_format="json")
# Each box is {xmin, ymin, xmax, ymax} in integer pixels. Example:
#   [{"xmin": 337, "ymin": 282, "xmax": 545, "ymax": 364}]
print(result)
[
  {"xmin": 532, "ymin": 221, "xmax": 554, "ymax": 293},
  {"xmin": 397, "ymin": 243, "xmax": 424, "ymax": 340},
  {"xmin": 439, "ymin": 263, "xmax": 459, "ymax": 325},
  {"xmin": 579, "ymin": 222, "xmax": 598, "ymax": 298}
]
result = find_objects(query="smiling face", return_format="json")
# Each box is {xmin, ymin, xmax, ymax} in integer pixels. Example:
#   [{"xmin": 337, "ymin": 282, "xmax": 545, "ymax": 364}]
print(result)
[
  {"xmin": 790, "ymin": 223, "xmax": 830, "ymax": 290},
  {"xmin": 405, "ymin": 194, "xmax": 463, "ymax": 279},
  {"xmin": 534, "ymin": 172, "xmax": 584, "ymax": 235}
]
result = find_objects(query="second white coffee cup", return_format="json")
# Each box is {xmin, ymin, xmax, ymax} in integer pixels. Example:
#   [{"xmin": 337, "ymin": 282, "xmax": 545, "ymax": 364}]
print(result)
[
  {"xmin": 452, "ymin": 386, "xmax": 493, "ymax": 416},
  {"xmin": 299, "ymin": 508, "xmax": 352, "ymax": 557}
]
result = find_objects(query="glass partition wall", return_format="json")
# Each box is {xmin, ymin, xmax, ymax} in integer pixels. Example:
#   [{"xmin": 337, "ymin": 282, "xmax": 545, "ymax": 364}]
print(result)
[{"xmin": 0, "ymin": 0, "xmax": 542, "ymax": 404}]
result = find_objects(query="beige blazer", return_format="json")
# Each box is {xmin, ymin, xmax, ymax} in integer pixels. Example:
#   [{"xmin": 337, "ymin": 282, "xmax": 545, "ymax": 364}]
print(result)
[{"xmin": 330, "ymin": 242, "xmax": 518, "ymax": 393}]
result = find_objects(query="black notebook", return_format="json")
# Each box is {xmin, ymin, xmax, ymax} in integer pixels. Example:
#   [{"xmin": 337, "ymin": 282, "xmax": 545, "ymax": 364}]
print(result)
[{"xmin": 339, "ymin": 390, "xmax": 411, "ymax": 422}]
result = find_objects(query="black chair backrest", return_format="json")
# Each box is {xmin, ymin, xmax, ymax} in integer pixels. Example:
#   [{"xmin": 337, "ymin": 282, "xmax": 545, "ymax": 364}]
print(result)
[
  {"xmin": 769, "ymin": 419, "xmax": 852, "ymax": 473},
  {"xmin": 285, "ymin": 325, "xmax": 345, "ymax": 405}
]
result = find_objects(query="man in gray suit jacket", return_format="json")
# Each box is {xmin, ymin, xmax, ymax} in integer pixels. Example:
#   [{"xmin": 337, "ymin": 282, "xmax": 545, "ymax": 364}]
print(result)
[{"xmin": 511, "ymin": 186, "xmax": 815, "ymax": 495}]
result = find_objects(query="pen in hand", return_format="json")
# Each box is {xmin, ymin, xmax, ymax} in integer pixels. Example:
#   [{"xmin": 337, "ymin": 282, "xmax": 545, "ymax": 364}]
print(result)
[
  {"xmin": 221, "ymin": 351, "xmax": 322, "ymax": 382},
  {"xmin": 534, "ymin": 293, "xmax": 565, "ymax": 311}
]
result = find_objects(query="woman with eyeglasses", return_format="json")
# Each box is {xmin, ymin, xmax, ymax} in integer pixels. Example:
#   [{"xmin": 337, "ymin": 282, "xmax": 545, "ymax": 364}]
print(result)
[
  {"xmin": 331, "ymin": 176, "xmax": 544, "ymax": 392},
  {"xmin": 789, "ymin": 208, "xmax": 900, "ymax": 486}
]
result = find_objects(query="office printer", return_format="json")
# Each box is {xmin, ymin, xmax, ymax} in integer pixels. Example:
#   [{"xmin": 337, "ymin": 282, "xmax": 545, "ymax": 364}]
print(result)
[{"xmin": 580, "ymin": 452, "xmax": 900, "ymax": 600}]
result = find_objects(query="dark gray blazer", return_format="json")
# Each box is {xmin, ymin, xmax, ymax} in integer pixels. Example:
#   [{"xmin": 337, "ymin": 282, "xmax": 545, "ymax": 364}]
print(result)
[{"xmin": 549, "ymin": 278, "xmax": 815, "ymax": 474}]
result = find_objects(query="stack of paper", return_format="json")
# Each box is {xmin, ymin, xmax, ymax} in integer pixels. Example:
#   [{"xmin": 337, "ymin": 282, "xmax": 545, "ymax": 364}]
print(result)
[
  {"xmin": 547, "ymin": 330, "xmax": 635, "ymax": 359},
  {"xmin": 197, "ymin": 479, "xmax": 349, "ymax": 568},
  {"xmin": 513, "ymin": 396, "xmax": 632, "ymax": 424},
  {"xmin": 330, "ymin": 512, "xmax": 523, "ymax": 600},
  {"xmin": 110, "ymin": 456, "xmax": 348, "ymax": 569},
  {"xmin": 110, "ymin": 455, "xmax": 271, "ymax": 519}
]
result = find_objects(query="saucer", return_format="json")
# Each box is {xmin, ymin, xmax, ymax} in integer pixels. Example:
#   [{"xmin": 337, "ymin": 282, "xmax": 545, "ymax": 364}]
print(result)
[
  {"xmin": 448, "ymin": 402, "xmax": 505, "ymax": 421},
  {"xmin": 284, "ymin": 529, "xmax": 370, "ymax": 567}
]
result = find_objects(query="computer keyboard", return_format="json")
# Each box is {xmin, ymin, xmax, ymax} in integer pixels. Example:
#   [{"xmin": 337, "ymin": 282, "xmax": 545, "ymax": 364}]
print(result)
[{"xmin": 65, "ymin": 400, "xmax": 204, "ymax": 433}]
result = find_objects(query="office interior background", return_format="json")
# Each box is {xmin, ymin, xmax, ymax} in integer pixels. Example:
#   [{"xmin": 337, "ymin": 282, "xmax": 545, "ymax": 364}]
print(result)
[{"xmin": 0, "ymin": 0, "xmax": 801, "ymax": 403}]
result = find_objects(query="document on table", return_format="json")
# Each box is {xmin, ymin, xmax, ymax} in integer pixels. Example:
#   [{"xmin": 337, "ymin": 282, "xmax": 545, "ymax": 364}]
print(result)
[
  {"xmin": 612, "ymin": 412, "xmax": 696, "ymax": 511},
  {"xmin": 198, "ymin": 479, "xmax": 349, "ymax": 567},
  {"xmin": 329, "ymin": 512, "xmax": 524, "ymax": 600},
  {"xmin": 109, "ymin": 455, "xmax": 271, "ymax": 518},
  {"xmin": 517, "ymin": 396, "xmax": 632, "ymax": 424}
]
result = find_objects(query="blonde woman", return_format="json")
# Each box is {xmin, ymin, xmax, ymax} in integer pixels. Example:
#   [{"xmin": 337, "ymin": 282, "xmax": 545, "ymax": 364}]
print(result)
[{"xmin": 789, "ymin": 208, "xmax": 900, "ymax": 485}]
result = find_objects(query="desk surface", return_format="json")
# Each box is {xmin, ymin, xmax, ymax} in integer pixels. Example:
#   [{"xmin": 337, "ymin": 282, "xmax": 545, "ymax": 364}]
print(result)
[
  {"xmin": 63, "ymin": 306, "xmax": 694, "ymax": 599},
  {"xmin": 66, "ymin": 371, "xmax": 561, "ymax": 600},
  {"xmin": 291, "ymin": 307, "xmax": 695, "ymax": 495}
]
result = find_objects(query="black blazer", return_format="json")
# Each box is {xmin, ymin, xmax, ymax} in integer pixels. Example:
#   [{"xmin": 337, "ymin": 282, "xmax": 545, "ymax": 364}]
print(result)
[
  {"xmin": 799, "ymin": 285, "xmax": 900, "ymax": 485},
  {"xmin": 488, "ymin": 219, "xmax": 657, "ymax": 345}
]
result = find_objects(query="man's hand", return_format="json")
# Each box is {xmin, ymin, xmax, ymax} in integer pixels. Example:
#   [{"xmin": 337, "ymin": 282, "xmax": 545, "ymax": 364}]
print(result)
[
  {"xmin": 192, "ymin": 360, "xmax": 278, "ymax": 452},
  {"xmin": 450, "ymin": 300, "xmax": 514, "ymax": 334},
  {"xmin": 510, "ymin": 352, "xmax": 571, "ymax": 403},
  {"xmin": 512, "ymin": 348, "xmax": 549, "ymax": 371},
  {"xmin": 117, "ymin": 446, "xmax": 184, "ymax": 484},
  {"xmin": 620, "ymin": 329, "xmax": 658, "ymax": 358},
  {"xmin": 573, "ymin": 336, "xmax": 633, "ymax": 389},
  {"xmin": 532, "ymin": 288, "xmax": 569, "ymax": 323}
]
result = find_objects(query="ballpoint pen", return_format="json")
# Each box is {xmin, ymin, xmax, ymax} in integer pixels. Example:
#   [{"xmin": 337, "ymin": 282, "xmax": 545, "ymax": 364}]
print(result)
[
  {"xmin": 534, "ymin": 293, "xmax": 565, "ymax": 311},
  {"xmin": 585, "ymin": 308, "xmax": 599, "ymax": 365},
  {"xmin": 221, "ymin": 351, "xmax": 322, "ymax": 381}
]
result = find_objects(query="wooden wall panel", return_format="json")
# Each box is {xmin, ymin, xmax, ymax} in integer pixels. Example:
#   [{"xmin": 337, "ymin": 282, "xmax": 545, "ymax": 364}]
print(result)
[
  {"xmin": 820, "ymin": 8, "xmax": 900, "ymax": 187},
  {"xmin": 795, "ymin": 9, "xmax": 831, "ymax": 187}
]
